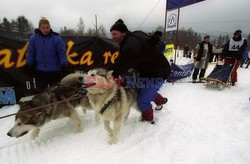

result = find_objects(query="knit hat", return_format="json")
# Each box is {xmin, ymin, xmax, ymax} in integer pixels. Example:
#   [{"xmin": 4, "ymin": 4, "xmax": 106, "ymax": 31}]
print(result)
[
  {"xmin": 110, "ymin": 19, "xmax": 128, "ymax": 32},
  {"xmin": 153, "ymin": 31, "xmax": 163, "ymax": 37},
  {"xmin": 39, "ymin": 17, "xmax": 50, "ymax": 27},
  {"xmin": 204, "ymin": 35, "xmax": 210, "ymax": 40},
  {"xmin": 234, "ymin": 30, "xmax": 242, "ymax": 35}
]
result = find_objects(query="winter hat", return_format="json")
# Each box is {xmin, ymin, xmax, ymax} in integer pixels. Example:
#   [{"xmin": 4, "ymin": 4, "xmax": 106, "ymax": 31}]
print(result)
[
  {"xmin": 204, "ymin": 35, "xmax": 210, "ymax": 40},
  {"xmin": 153, "ymin": 31, "xmax": 163, "ymax": 37},
  {"xmin": 110, "ymin": 19, "xmax": 128, "ymax": 33},
  {"xmin": 234, "ymin": 30, "xmax": 242, "ymax": 35},
  {"xmin": 39, "ymin": 17, "xmax": 50, "ymax": 27}
]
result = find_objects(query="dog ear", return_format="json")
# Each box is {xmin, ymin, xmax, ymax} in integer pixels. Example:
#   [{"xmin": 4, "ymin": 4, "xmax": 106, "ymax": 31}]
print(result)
[{"xmin": 106, "ymin": 70, "xmax": 114, "ymax": 78}]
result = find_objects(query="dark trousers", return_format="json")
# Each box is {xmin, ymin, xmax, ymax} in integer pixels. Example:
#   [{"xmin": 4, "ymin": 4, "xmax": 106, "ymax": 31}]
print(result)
[
  {"xmin": 192, "ymin": 68, "xmax": 206, "ymax": 80},
  {"xmin": 36, "ymin": 71, "xmax": 61, "ymax": 91}
]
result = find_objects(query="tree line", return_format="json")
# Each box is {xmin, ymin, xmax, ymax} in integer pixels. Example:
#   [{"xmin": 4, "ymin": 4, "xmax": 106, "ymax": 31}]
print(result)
[
  {"xmin": 165, "ymin": 27, "xmax": 250, "ymax": 50},
  {"xmin": 1, "ymin": 16, "xmax": 250, "ymax": 49},
  {"xmin": 0, "ymin": 16, "xmax": 33, "ymax": 35},
  {"xmin": 0, "ymin": 16, "xmax": 107, "ymax": 37}
]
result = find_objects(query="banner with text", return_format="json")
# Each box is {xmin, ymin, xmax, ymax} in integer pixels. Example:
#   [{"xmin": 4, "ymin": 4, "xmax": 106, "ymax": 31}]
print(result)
[
  {"xmin": 164, "ymin": 44, "xmax": 175, "ymax": 56},
  {"xmin": 0, "ymin": 31, "xmax": 118, "ymax": 106},
  {"xmin": 167, "ymin": 63, "xmax": 194, "ymax": 82}
]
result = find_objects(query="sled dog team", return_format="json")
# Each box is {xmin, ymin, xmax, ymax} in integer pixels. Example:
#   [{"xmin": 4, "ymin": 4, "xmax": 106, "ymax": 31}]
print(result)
[{"xmin": 7, "ymin": 68, "xmax": 158, "ymax": 144}]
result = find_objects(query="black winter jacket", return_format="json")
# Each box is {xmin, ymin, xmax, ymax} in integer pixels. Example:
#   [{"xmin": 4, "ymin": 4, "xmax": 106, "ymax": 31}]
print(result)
[
  {"xmin": 109, "ymin": 31, "xmax": 170, "ymax": 80},
  {"xmin": 196, "ymin": 41, "xmax": 213, "ymax": 62},
  {"xmin": 222, "ymin": 36, "xmax": 247, "ymax": 60}
]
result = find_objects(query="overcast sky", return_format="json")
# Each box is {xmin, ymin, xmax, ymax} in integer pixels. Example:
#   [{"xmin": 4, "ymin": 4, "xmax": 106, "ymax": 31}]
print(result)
[{"xmin": 0, "ymin": 0, "xmax": 250, "ymax": 36}]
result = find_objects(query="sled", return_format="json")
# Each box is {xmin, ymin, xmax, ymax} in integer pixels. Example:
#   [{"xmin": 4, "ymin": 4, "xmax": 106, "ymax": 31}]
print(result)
[{"xmin": 201, "ymin": 64, "xmax": 235, "ymax": 90}]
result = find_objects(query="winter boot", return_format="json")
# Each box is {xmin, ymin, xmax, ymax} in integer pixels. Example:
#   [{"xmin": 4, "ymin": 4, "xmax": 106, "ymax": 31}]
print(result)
[
  {"xmin": 154, "ymin": 94, "xmax": 168, "ymax": 111},
  {"xmin": 141, "ymin": 108, "xmax": 155, "ymax": 124}
]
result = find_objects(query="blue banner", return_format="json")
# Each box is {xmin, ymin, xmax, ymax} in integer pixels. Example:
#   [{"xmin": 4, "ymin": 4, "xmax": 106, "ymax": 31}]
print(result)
[
  {"xmin": 167, "ymin": 63, "xmax": 194, "ymax": 82},
  {"xmin": 167, "ymin": 0, "xmax": 205, "ymax": 10}
]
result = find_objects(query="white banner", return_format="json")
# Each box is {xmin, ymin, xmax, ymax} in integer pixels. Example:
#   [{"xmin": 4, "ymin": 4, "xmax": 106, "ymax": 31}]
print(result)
[{"xmin": 166, "ymin": 9, "xmax": 178, "ymax": 32}]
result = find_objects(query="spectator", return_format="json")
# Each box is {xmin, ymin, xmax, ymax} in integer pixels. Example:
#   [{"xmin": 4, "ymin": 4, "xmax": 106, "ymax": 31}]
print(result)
[
  {"xmin": 221, "ymin": 30, "xmax": 247, "ymax": 86},
  {"xmin": 149, "ymin": 31, "xmax": 166, "ymax": 55},
  {"xmin": 192, "ymin": 35, "xmax": 213, "ymax": 82},
  {"xmin": 183, "ymin": 45, "xmax": 189, "ymax": 58},
  {"xmin": 245, "ymin": 50, "xmax": 250, "ymax": 68},
  {"xmin": 213, "ymin": 45, "xmax": 220, "ymax": 62},
  {"xmin": 240, "ymin": 49, "xmax": 249, "ymax": 67},
  {"xmin": 109, "ymin": 19, "xmax": 170, "ymax": 124},
  {"xmin": 26, "ymin": 17, "xmax": 68, "ymax": 90}
]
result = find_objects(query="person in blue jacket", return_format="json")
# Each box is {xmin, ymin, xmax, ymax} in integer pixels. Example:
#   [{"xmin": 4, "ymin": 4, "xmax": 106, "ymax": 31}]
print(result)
[{"xmin": 26, "ymin": 17, "xmax": 68, "ymax": 90}]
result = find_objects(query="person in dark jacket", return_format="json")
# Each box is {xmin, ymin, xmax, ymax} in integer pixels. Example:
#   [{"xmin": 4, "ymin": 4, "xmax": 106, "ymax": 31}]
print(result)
[
  {"xmin": 109, "ymin": 19, "xmax": 170, "ymax": 124},
  {"xmin": 192, "ymin": 35, "xmax": 213, "ymax": 82},
  {"xmin": 221, "ymin": 30, "xmax": 247, "ymax": 86},
  {"xmin": 149, "ymin": 31, "xmax": 166, "ymax": 55},
  {"xmin": 183, "ymin": 45, "xmax": 189, "ymax": 58},
  {"xmin": 26, "ymin": 17, "xmax": 68, "ymax": 90}
]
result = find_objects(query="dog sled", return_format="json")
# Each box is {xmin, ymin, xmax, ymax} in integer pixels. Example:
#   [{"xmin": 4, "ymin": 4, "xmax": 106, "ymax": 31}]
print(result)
[{"xmin": 201, "ymin": 63, "xmax": 235, "ymax": 90}]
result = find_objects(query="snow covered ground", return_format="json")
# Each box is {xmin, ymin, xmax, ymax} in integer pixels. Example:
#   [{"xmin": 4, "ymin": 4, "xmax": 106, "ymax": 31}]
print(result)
[{"xmin": 0, "ymin": 58, "xmax": 250, "ymax": 164}]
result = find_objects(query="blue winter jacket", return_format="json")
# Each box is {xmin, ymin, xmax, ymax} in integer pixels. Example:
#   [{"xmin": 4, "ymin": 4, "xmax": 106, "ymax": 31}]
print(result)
[{"xmin": 27, "ymin": 29, "xmax": 68, "ymax": 72}]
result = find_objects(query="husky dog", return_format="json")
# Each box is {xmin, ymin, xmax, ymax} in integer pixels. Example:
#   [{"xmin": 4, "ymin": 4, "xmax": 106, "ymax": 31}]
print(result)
[
  {"xmin": 81, "ymin": 68, "xmax": 137, "ymax": 144},
  {"xmin": 7, "ymin": 72, "xmax": 89, "ymax": 139}
]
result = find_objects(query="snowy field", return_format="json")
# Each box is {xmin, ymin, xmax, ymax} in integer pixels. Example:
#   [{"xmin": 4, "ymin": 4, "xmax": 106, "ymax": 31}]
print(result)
[{"xmin": 0, "ymin": 58, "xmax": 250, "ymax": 164}]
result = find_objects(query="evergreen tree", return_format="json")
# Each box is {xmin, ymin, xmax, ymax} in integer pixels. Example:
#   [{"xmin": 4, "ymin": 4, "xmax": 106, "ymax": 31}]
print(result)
[
  {"xmin": 217, "ymin": 35, "xmax": 223, "ymax": 47},
  {"xmin": 10, "ymin": 19, "xmax": 18, "ymax": 32},
  {"xmin": 1, "ymin": 17, "xmax": 11, "ymax": 31},
  {"xmin": 16, "ymin": 16, "xmax": 33, "ymax": 34}
]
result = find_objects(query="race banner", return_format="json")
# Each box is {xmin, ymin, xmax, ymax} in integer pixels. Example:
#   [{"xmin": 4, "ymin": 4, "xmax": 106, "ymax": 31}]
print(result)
[
  {"xmin": 164, "ymin": 44, "xmax": 174, "ymax": 56},
  {"xmin": 166, "ymin": 9, "xmax": 179, "ymax": 32},
  {"xmin": 166, "ymin": 9, "xmax": 178, "ymax": 31},
  {"xmin": 167, "ymin": 0, "xmax": 205, "ymax": 10},
  {"xmin": 0, "ymin": 31, "xmax": 118, "ymax": 106},
  {"xmin": 167, "ymin": 63, "xmax": 194, "ymax": 82}
]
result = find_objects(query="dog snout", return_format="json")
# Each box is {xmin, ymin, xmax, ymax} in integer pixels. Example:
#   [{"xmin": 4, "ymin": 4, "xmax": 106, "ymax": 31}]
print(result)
[
  {"xmin": 78, "ymin": 76, "xmax": 83, "ymax": 82},
  {"xmin": 7, "ymin": 131, "xmax": 12, "ymax": 137}
]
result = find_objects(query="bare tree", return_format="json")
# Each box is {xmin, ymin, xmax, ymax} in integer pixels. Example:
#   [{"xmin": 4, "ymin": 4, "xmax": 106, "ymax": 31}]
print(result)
[
  {"xmin": 86, "ymin": 27, "xmax": 95, "ymax": 36},
  {"xmin": 98, "ymin": 25, "xmax": 107, "ymax": 37},
  {"xmin": 59, "ymin": 26, "xmax": 76, "ymax": 36},
  {"xmin": 77, "ymin": 17, "xmax": 85, "ymax": 36}
]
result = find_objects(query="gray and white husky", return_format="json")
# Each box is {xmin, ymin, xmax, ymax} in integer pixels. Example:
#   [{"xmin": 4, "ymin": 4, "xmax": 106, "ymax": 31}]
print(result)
[
  {"xmin": 7, "ymin": 72, "xmax": 91, "ymax": 139},
  {"xmin": 81, "ymin": 68, "xmax": 137, "ymax": 144}
]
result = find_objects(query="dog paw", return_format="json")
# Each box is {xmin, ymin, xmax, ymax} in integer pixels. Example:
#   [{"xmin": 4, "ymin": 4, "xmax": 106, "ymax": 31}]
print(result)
[
  {"xmin": 31, "ymin": 134, "xmax": 38, "ymax": 140},
  {"xmin": 109, "ymin": 138, "xmax": 118, "ymax": 145},
  {"xmin": 31, "ymin": 129, "xmax": 40, "ymax": 139},
  {"xmin": 76, "ymin": 126, "xmax": 84, "ymax": 133}
]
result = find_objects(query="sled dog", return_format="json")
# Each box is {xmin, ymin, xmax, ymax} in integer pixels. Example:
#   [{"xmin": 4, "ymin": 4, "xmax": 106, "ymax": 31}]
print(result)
[
  {"xmin": 82, "ymin": 68, "xmax": 137, "ymax": 144},
  {"xmin": 7, "ymin": 72, "xmax": 90, "ymax": 139}
]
